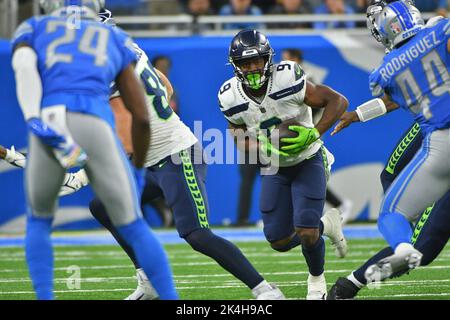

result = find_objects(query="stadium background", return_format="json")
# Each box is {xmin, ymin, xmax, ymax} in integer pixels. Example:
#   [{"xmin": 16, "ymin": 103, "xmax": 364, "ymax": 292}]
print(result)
[{"xmin": 0, "ymin": 0, "xmax": 438, "ymax": 231}]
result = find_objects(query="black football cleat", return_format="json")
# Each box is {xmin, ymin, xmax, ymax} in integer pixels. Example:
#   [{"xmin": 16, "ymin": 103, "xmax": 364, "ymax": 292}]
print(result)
[{"xmin": 327, "ymin": 277, "xmax": 360, "ymax": 300}]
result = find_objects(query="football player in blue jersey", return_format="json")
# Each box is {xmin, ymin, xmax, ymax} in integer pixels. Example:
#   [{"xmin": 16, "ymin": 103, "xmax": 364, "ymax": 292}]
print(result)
[
  {"xmin": 330, "ymin": 0, "xmax": 450, "ymax": 285},
  {"xmin": 329, "ymin": 122, "xmax": 450, "ymax": 299},
  {"xmin": 11, "ymin": 0, "xmax": 177, "ymax": 299}
]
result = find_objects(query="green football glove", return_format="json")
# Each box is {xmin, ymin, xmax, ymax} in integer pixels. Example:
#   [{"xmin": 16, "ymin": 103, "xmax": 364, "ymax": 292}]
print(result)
[
  {"xmin": 280, "ymin": 126, "xmax": 320, "ymax": 155},
  {"xmin": 257, "ymin": 134, "xmax": 289, "ymax": 158}
]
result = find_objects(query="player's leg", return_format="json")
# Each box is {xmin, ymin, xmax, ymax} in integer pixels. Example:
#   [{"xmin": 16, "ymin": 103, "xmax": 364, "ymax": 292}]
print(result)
[
  {"xmin": 291, "ymin": 150, "xmax": 328, "ymax": 299},
  {"xmin": 157, "ymin": 145, "xmax": 283, "ymax": 299},
  {"xmin": 25, "ymin": 134, "xmax": 66, "ymax": 300},
  {"xmin": 329, "ymin": 123, "xmax": 430, "ymax": 299},
  {"xmin": 369, "ymin": 130, "xmax": 449, "ymax": 281},
  {"xmin": 67, "ymin": 113, "xmax": 177, "ymax": 299},
  {"xmin": 235, "ymin": 162, "xmax": 259, "ymax": 226},
  {"xmin": 328, "ymin": 194, "xmax": 450, "ymax": 299},
  {"xmin": 88, "ymin": 171, "xmax": 164, "ymax": 300}
]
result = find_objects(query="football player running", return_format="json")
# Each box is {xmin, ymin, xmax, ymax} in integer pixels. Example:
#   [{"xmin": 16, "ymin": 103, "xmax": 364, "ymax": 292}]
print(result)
[
  {"xmin": 328, "ymin": 2, "xmax": 450, "ymax": 298},
  {"xmin": 331, "ymin": 0, "xmax": 450, "ymax": 287},
  {"xmin": 218, "ymin": 29, "xmax": 349, "ymax": 299},
  {"xmin": 11, "ymin": 0, "xmax": 177, "ymax": 299},
  {"xmin": 87, "ymin": 8, "xmax": 285, "ymax": 300}
]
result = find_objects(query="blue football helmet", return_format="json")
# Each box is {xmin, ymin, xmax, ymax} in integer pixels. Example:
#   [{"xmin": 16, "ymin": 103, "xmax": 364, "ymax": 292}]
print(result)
[
  {"xmin": 39, "ymin": 0, "xmax": 105, "ymax": 14},
  {"xmin": 366, "ymin": 0, "xmax": 424, "ymax": 51},
  {"xmin": 228, "ymin": 29, "xmax": 274, "ymax": 90}
]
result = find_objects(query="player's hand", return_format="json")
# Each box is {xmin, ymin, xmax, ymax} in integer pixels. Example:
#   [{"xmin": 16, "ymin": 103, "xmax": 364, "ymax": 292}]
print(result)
[
  {"xmin": 1, "ymin": 145, "xmax": 26, "ymax": 168},
  {"xmin": 58, "ymin": 169, "xmax": 89, "ymax": 197},
  {"xmin": 331, "ymin": 111, "xmax": 359, "ymax": 136},
  {"xmin": 257, "ymin": 134, "xmax": 289, "ymax": 158},
  {"xmin": 280, "ymin": 126, "xmax": 320, "ymax": 154},
  {"xmin": 27, "ymin": 117, "xmax": 88, "ymax": 168},
  {"xmin": 27, "ymin": 118, "xmax": 66, "ymax": 147}
]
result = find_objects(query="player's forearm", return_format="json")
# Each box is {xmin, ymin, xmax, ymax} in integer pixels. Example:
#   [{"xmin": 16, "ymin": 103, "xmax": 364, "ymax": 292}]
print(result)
[
  {"xmin": 131, "ymin": 120, "xmax": 150, "ymax": 168},
  {"xmin": 116, "ymin": 65, "xmax": 151, "ymax": 168},
  {"xmin": 315, "ymin": 94, "xmax": 348, "ymax": 136}
]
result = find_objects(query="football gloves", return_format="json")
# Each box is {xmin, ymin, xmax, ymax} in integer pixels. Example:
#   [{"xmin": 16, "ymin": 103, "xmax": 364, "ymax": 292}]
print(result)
[
  {"xmin": 3, "ymin": 146, "xmax": 26, "ymax": 168},
  {"xmin": 27, "ymin": 117, "xmax": 88, "ymax": 169},
  {"xmin": 280, "ymin": 126, "xmax": 320, "ymax": 155},
  {"xmin": 59, "ymin": 169, "xmax": 89, "ymax": 197},
  {"xmin": 257, "ymin": 134, "xmax": 289, "ymax": 158}
]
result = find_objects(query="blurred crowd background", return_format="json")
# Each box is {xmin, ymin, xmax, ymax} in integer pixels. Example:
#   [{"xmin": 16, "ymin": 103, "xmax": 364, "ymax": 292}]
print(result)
[{"xmin": 11, "ymin": 0, "xmax": 450, "ymax": 33}]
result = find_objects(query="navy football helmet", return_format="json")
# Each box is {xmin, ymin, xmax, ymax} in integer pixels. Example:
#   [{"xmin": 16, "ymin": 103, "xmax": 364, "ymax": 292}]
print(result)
[{"xmin": 228, "ymin": 29, "xmax": 274, "ymax": 90}]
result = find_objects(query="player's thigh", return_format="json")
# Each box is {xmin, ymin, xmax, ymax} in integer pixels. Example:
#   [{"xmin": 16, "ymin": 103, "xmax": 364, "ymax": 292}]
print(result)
[
  {"xmin": 259, "ymin": 173, "xmax": 294, "ymax": 242},
  {"xmin": 382, "ymin": 130, "xmax": 450, "ymax": 222},
  {"xmin": 67, "ymin": 112, "xmax": 141, "ymax": 227},
  {"xmin": 141, "ymin": 171, "xmax": 164, "ymax": 205},
  {"xmin": 291, "ymin": 151, "xmax": 326, "ymax": 228},
  {"xmin": 25, "ymin": 134, "xmax": 66, "ymax": 217},
  {"xmin": 381, "ymin": 123, "xmax": 422, "ymax": 192},
  {"xmin": 156, "ymin": 150, "xmax": 210, "ymax": 237}
]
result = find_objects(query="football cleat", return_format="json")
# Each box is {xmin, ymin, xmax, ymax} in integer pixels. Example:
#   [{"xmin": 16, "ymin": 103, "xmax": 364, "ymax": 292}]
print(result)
[
  {"xmin": 365, "ymin": 246, "xmax": 423, "ymax": 283},
  {"xmin": 327, "ymin": 277, "xmax": 360, "ymax": 300},
  {"xmin": 307, "ymin": 273, "xmax": 327, "ymax": 300},
  {"xmin": 124, "ymin": 269, "xmax": 159, "ymax": 300},
  {"xmin": 321, "ymin": 208, "xmax": 348, "ymax": 258},
  {"xmin": 252, "ymin": 282, "xmax": 285, "ymax": 300},
  {"xmin": 339, "ymin": 199, "xmax": 354, "ymax": 225}
]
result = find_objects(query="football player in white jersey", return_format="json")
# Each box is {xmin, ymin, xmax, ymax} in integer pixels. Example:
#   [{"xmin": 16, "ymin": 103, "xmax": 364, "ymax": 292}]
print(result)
[
  {"xmin": 87, "ymin": 8, "xmax": 286, "ymax": 300},
  {"xmin": 219, "ymin": 29, "xmax": 349, "ymax": 299}
]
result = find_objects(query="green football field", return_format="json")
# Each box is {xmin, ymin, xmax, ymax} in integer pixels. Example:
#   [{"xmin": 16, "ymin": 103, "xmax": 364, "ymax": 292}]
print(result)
[{"xmin": 0, "ymin": 238, "xmax": 449, "ymax": 300}]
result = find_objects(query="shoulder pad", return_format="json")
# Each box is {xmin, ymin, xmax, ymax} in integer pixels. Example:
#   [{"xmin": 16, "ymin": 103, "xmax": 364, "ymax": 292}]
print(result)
[{"xmin": 272, "ymin": 61, "xmax": 305, "ymax": 89}]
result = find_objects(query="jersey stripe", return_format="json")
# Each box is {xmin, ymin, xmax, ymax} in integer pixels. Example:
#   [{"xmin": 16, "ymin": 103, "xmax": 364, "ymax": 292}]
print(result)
[
  {"xmin": 221, "ymin": 102, "xmax": 249, "ymax": 117},
  {"xmin": 268, "ymin": 80, "xmax": 304, "ymax": 100}
]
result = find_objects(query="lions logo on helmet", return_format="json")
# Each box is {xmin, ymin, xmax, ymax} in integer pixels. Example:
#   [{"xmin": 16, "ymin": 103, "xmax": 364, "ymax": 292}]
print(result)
[
  {"xmin": 366, "ymin": 0, "xmax": 424, "ymax": 51},
  {"xmin": 228, "ymin": 29, "xmax": 274, "ymax": 90},
  {"xmin": 39, "ymin": 0, "xmax": 105, "ymax": 14}
]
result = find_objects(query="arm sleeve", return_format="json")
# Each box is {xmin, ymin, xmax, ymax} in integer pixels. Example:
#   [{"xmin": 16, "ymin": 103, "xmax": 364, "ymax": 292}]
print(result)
[{"xmin": 12, "ymin": 46, "xmax": 42, "ymax": 120}]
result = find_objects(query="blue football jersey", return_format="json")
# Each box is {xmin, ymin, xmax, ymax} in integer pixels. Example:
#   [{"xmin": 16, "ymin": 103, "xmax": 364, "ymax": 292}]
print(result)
[
  {"xmin": 369, "ymin": 18, "xmax": 450, "ymax": 134},
  {"xmin": 11, "ymin": 11, "xmax": 137, "ymax": 127}
]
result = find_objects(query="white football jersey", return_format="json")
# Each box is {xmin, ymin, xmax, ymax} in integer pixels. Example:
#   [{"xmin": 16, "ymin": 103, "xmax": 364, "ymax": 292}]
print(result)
[
  {"xmin": 111, "ymin": 44, "xmax": 198, "ymax": 167},
  {"xmin": 218, "ymin": 60, "xmax": 326, "ymax": 167}
]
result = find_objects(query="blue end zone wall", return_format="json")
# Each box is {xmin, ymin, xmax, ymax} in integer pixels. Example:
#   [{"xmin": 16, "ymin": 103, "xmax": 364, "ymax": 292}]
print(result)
[{"xmin": 0, "ymin": 35, "xmax": 414, "ymax": 230}]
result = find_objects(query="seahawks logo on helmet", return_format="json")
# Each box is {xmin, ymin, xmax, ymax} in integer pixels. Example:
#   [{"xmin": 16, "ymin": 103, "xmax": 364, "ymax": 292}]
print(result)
[{"xmin": 228, "ymin": 29, "xmax": 274, "ymax": 90}]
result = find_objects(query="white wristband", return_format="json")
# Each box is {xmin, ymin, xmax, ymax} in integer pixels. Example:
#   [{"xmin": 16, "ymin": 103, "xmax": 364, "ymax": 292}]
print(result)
[{"xmin": 355, "ymin": 98, "xmax": 387, "ymax": 122}]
